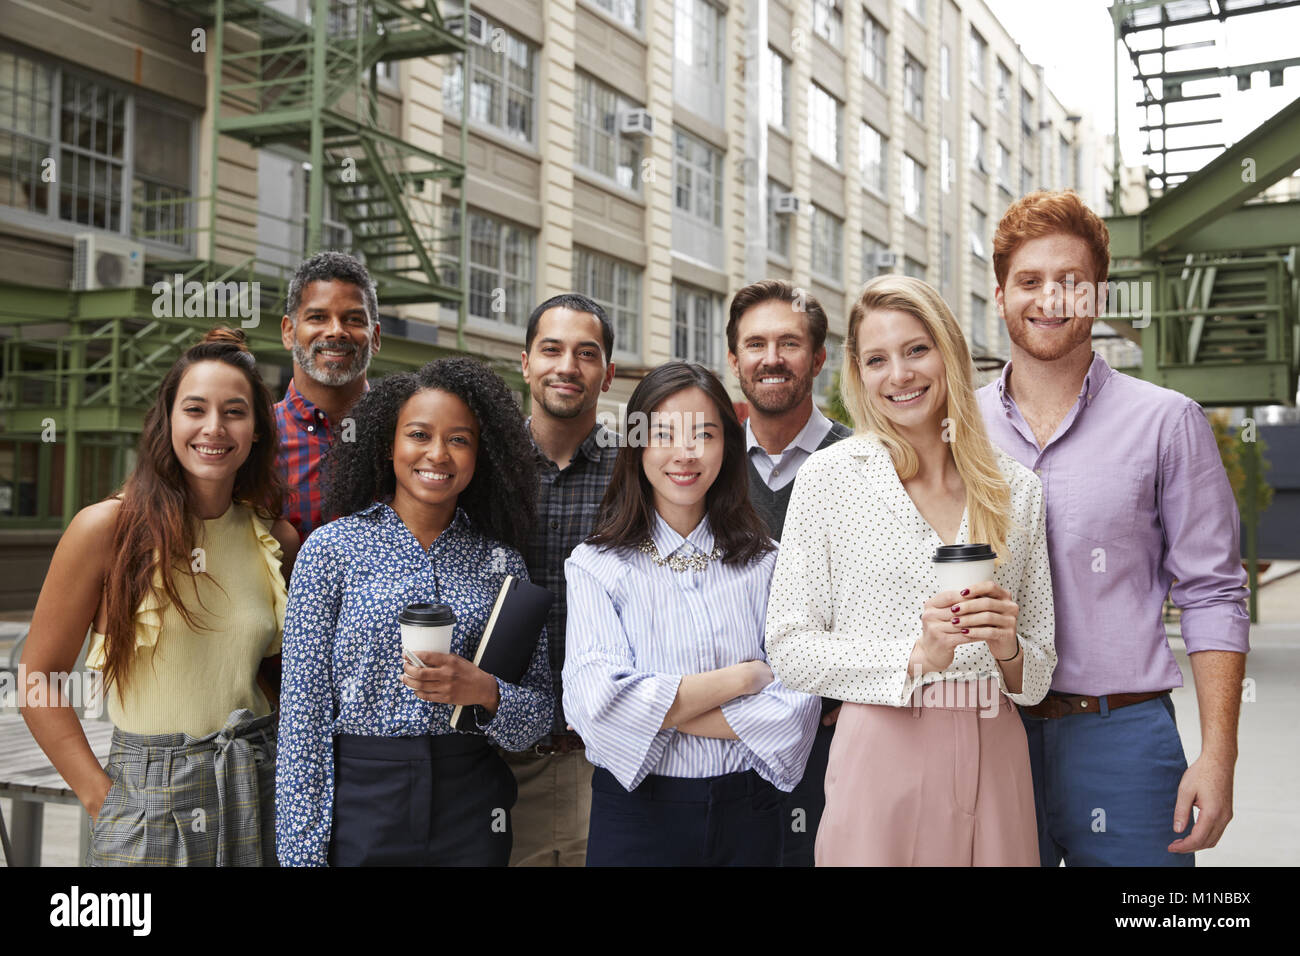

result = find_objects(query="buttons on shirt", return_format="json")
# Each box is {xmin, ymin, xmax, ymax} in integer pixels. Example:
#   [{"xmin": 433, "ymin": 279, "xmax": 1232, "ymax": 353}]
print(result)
[
  {"xmin": 772, "ymin": 469, "xmax": 780, "ymax": 478},
  {"xmin": 550, "ymin": 520, "xmax": 560, "ymax": 530},
  {"xmin": 306, "ymin": 425, "xmax": 315, "ymax": 433}
]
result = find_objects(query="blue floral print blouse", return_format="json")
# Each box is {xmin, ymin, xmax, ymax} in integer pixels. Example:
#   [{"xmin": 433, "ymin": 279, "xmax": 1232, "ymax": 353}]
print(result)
[{"xmin": 275, "ymin": 501, "xmax": 553, "ymax": 866}]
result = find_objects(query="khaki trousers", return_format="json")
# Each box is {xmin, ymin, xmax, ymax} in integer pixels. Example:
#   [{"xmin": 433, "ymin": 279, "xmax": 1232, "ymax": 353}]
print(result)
[{"xmin": 501, "ymin": 748, "xmax": 594, "ymax": 867}]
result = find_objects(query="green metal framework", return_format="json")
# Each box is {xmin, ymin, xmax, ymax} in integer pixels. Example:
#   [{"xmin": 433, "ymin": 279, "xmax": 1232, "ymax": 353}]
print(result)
[{"xmin": 0, "ymin": 0, "xmax": 500, "ymax": 529}]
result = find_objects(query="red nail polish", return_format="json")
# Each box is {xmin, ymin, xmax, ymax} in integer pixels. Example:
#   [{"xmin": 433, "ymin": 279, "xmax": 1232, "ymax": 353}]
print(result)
[
  {"xmin": 961, "ymin": 628, "xmax": 970, "ymax": 634},
  {"xmin": 951, "ymin": 617, "xmax": 960, "ymax": 624},
  {"xmin": 961, "ymin": 588, "xmax": 970, "ymax": 596},
  {"xmin": 951, "ymin": 605, "xmax": 961, "ymax": 613}
]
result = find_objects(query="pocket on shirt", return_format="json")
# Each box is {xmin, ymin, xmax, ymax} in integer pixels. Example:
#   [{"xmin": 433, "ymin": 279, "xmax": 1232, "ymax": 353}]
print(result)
[{"xmin": 1063, "ymin": 466, "xmax": 1145, "ymax": 545}]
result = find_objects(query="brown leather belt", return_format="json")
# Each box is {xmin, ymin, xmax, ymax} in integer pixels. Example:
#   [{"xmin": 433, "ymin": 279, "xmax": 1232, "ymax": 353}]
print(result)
[
  {"xmin": 1021, "ymin": 689, "xmax": 1170, "ymax": 720},
  {"xmin": 533, "ymin": 734, "xmax": 585, "ymax": 756}
]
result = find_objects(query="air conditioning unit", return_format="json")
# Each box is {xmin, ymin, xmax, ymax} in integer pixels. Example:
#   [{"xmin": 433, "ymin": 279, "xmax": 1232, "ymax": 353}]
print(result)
[
  {"xmin": 618, "ymin": 108, "xmax": 654, "ymax": 136},
  {"xmin": 73, "ymin": 233, "xmax": 144, "ymax": 291},
  {"xmin": 774, "ymin": 192, "xmax": 801, "ymax": 215},
  {"xmin": 873, "ymin": 251, "xmax": 898, "ymax": 268},
  {"xmin": 446, "ymin": 11, "xmax": 488, "ymax": 45}
]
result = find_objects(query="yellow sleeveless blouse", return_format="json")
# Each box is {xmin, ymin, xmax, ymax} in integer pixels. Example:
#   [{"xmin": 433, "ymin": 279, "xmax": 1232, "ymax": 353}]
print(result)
[{"xmin": 86, "ymin": 502, "xmax": 288, "ymax": 737}]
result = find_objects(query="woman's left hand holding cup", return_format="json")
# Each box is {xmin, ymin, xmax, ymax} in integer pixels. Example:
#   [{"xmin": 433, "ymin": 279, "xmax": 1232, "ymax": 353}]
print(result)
[{"xmin": 402, "ymin": 652, "xmax": 501, "ymax": 713}]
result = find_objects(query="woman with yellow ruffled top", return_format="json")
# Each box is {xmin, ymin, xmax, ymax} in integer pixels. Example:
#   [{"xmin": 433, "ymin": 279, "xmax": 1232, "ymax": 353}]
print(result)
[{"xmin": 20, "ymin": 327, "xmax": 297, "ymax": 866}]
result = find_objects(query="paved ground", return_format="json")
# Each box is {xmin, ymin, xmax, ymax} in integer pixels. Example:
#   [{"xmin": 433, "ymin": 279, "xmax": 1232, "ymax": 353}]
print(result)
[{"xmin": 4, "ymin": 569, "xmax": 1298, "ymax": 867}]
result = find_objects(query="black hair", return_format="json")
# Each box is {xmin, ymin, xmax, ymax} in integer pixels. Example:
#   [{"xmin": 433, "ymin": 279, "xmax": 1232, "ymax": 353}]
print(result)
[
  {"xmin": 525, "ymin": 293, "xmax": 615, "ymax": 359},
  {"xmin": 322, "ymin": 358, "xmax": 538, "ymax": 551},
  {"xmin": 286, "ymin": 251, "xmax": 379, "ymax": 328}
]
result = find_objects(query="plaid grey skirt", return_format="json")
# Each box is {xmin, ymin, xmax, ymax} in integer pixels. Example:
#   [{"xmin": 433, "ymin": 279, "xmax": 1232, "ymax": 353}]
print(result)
[{"xmin": 86, "ymin": 708, "xmax": 277, "ymax": 867}]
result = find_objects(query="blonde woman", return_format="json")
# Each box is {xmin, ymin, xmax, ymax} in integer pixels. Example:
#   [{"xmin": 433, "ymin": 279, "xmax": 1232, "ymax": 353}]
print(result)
[{"xmin": 765, "ymin": 275, "xmax": 1056, "ymax": 866}]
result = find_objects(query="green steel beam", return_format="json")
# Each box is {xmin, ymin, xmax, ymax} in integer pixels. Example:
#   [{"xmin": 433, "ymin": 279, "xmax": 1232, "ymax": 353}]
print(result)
[
  {"xmin": 1132, "ymin": 95, "xmax": 1300, "ymax": 255},
  {"xmin": 1118, "ymin": 362, "xmax": 1295, "ymax": 407},
  {"xmin": 1107, "ymin": 200, "xmax": 1300, "ymax": 258}
]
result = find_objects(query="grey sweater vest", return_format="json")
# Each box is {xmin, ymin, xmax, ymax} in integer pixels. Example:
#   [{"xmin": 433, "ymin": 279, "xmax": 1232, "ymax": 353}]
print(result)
[{"xmin": 748, "ymin": 420, "xmax": 854, "ymax": 540}]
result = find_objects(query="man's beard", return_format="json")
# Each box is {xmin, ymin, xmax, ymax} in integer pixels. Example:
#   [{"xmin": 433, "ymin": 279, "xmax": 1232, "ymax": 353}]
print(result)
[
  {"xmin": 1005, "ymin": 313, "xmax": 1094, "ymax": 363},
  {"xmin": 740, "ymin": 366, "xmax": 813, "ymax": 414},
  {"xmin": 294, "ymin": 337, "xmax": 372, "ymax": 386},
  {"xmin": 535, "ymin": 378, "xmax": 587, "ymax": 419}
]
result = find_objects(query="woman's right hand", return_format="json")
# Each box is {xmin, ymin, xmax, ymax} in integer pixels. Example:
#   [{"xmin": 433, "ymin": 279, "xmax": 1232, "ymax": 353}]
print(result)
[
  {"xmin": 85, "ymin": 771, "xmax": 113, "ymax": 823},
  {"xmin": 738, "ymin": 660, "xmax": 773, "ymax": 695},
  {"xmin": 913, "ymin": 588, "xmax": 983, "ymax": 676}
]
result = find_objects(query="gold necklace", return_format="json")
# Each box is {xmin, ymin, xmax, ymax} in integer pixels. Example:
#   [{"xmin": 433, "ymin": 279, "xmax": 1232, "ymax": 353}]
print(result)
[{"xmin": 637, "ymin": 537, "xmax": 722, "ymax": 573}]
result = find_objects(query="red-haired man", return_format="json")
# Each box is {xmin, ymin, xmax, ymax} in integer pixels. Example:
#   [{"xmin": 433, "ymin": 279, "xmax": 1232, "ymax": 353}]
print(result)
[{"xmin": 976, "ymin": 189, "xmax": 1249, "ymax": 866}]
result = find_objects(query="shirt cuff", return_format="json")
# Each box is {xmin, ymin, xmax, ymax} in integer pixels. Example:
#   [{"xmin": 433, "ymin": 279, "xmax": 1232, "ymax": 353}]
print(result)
[{"xmin": 1180, "ymin": 605, "xmax": 1251, "ymax": 655}]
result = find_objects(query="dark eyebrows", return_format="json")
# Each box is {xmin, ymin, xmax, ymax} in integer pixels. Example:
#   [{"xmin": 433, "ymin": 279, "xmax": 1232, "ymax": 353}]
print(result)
[
  {"xmin": 402, "ymin": 421, "xmax": 476, "ymax": 434},
  {"xmin": 538, "ymin": 336, "xmax": 602, "ymax": 351},
  {"xmin": 181, "ymin": 395, "xmax": 248, "ymax": 405},
  {"xmin": 859, "ymin": 335, "xmax": 930, "ymax": 356}
]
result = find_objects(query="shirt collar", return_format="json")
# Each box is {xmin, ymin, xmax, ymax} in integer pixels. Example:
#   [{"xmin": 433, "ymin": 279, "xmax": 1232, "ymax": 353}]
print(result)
[
  {"xmin": 356, "ymin": 500, "xmax": 473, "ymax": 536},
  {"xmin": 997, "ymin": 350, "xmax": 1113, "ymax": 408},
  {"xmin": 745, "ymin": 405, "xmax": 835, "ymax": 456},
  {"xmin": 526, "ymin": 418, "xmax": 613, "ymax": 466},
  {"xmin": 281, "ymin": 379, "xmax": 370, "ymax": 428},
  {"xmin": 650, "ymin": 511, "xmax": 715, "ymax": 558}
]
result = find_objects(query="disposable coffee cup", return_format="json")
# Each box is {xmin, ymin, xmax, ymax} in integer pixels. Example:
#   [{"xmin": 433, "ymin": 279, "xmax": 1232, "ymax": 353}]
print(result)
[
  {"xmin": 399, "ymin": 602, "xmax": 456, "ymax": 658},
  {"xmin": 932, "ymin": 544, "xmax": 997, "ymax": 596}
]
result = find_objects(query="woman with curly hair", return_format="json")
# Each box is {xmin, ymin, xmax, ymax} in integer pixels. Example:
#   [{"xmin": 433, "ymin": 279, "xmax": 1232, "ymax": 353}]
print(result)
[
  {"xmin": 21, "ymin": 327, "xmax": 295, "ymax": 866},
  {"xmin": 276, "ymin": 357, "xmax": 552, "ymax": 866}
]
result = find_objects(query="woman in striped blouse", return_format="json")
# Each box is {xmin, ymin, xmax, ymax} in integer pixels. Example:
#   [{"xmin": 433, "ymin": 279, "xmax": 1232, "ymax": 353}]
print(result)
[{"xmin": 562, "ymin": 362, "xmax": 820, "ymax": 867}]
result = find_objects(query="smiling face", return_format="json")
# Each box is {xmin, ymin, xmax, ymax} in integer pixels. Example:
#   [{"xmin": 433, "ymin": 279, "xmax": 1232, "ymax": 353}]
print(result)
[
  {"xmin": 390, "ymin": 388, "xmax": 478, "ymax": 517},
  {"xmin": 282, "ymin": 279, "xmax": 380, "ymax": 386},
  {"xmin": 996, "ymin": 232, "xmax": 1098, "ymax": 364},
  {"xmin": 640, "ymin": 386, "xmax": 725, "ymax": 534},
  {"xmin": 170, "ymin": 360, "xmax": 258, "ymax": 489},
  {"xmin": 854, "ymin": 307, "xmax": 949, "ymax": 437},
  {"xmin": 521, "ymin": 307, "xmax": 614, "ymax": 422},
  {"xmin": 727, "ymin": 299, "xmax": 826, "ymax": 416}
]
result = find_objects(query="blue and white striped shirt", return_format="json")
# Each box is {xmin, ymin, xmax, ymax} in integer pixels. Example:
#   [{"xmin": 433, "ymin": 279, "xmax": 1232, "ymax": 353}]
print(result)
[{"xmin": 562, "ymin": 514, "xmax": 820, "ymax": 793}]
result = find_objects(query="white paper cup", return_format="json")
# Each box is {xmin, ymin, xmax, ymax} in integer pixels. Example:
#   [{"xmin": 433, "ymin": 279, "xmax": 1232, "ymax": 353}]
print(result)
[
  {"xmin": 932, "ymin": 544, "xmax": 997, "ymax": 597},
  {"xmin": 398, "ymin": 603, "xmax": 456, "ymax": 658}
]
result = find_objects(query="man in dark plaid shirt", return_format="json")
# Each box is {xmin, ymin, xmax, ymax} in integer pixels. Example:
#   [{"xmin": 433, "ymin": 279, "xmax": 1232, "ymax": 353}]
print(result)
[
  {"xmin": 273, "ymin": 252, "xmax": 380, "ymax": 539},
  {"xmin": 507, "ymin": 293, "xmax": 618, "ymax": 867}
]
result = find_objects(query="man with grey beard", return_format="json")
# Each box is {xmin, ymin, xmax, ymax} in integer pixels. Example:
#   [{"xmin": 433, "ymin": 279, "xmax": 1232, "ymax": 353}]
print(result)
[{"xmin": 274, "ymin": 251, "xmax": 381, "ymax": 539}]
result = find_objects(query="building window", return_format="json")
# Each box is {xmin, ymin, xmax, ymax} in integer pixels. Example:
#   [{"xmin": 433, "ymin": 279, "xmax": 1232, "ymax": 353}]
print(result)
[
  {"xmin": 862, "ymin": 233, "xmax": 886, "ymax": 282},
  {"xmin": 445, "ymin": 206, "xmax": 535, "ymax": 327},
  {"xmin": 0, "ymin": 49, "xmax": 196, "ymax": 247},
  {"xmin": 673, "ymin": 127, "xmax": 722, "ymax": 227},
  {"xmin": 859, "ymin": 121, "xmax": 886, "ymax": 196},
  {"xmin": 970, "ymin": 205, "xmax": 988, "ymax": 259},
  {"xmin": 674, "ymin": 0, "xmax": 725, "ymax": 126},
  {"xmin": 809, "ymin": 83, "xmax": 842, "ymax": 166},
  {"xmin": 766, "ymin": 47, "xmax": 789, "ymax": 130},
  {"xmin": 968, "ymin": 29, "xmax": 987, "ymax": 89},
  {"xmin": 815, "ymin": 333, "xmax": 843, "ymax": 401},
  {"xmin": 575, "ymin": 247, "xmax": 641, "ymax": 354},
  {"xmin": 903, "ymin": 53, "xmax": 925, "ymax": 123},
  {"xmin": 1059, "ymin": 134, "xmax": 1072, "ymax": 189},
  {"xmin": 862, "ymin": 14, "xmax": 887, "ymax": 88},
  {"xmin": 903, "ymin": 256, "xmax": 926, "ymax": 280},
  {"xmin": 940, "ymin": 136, "xmax": 952, "ymax": 193},
  {"xmin": 996, "ymin": 60, "xmax": 1012, "ymax": 112},
  {"xmin": 1021, "ymin": 87, "xmax": 1035, "ymax": 131},
  {"xmin": 940, "ymin": 44, "xmax": 951, "ymax": 100},
  {"xmin": 767, "ymin": 179, "xmax": 790, "ymax": 259},
  {"xmin": 941, "ymin": 230, "xmax": 953, "ymax": 293},
  {"xmin": 672, "ymin": 282, "xmax": 721, "ymax": 366},
  {"xmin": 969, "ymin": 117, "xmax": 986, "ymax": 173},
  {"xmin": 810, "ymin": 205, "xmax": 843, "ymax": 282},
  {"xmin": 574, "ymin": 73, "xmax": 643, "ymax": 192},
  {"xmin": 586, "ymin": 0, "xmax": 641, "ymax": 31},
  {"xmin": 970, "ymin": 293, "xmax": 988, "ymax": 352},
  {"xmin": 443, "ymin": 16, "xmax": 537, "ymax": 143},
  {"xmin": 902, "ymin": 153, "xmax": 925, "ymax": 220},
  {"xmin": 904, "ymin": 0, "xmax": 925, "ymax": 23},
  {"xmin": 997, "ymin": 143, "xmax": 1012, "ymax": 189},
  {"xmin": 812, "ymin": 0, "xmax": 843, "ymax": 48}
]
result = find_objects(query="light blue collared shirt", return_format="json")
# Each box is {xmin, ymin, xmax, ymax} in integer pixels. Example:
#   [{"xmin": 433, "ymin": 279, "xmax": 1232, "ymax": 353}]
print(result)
[
  {"xmin": 745, "ymin": 405, "xmax": 835, "ymax": 492},
  {"xmin": 562, "ymin": 514, "xmax": 820, "ymax": 792}
]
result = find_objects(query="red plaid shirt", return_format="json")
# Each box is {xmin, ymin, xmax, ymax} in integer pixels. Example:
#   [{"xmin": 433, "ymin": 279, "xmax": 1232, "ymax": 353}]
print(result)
[{"xmin": 273, "ymin": 380, "xmax": 350, "ymax": 540}]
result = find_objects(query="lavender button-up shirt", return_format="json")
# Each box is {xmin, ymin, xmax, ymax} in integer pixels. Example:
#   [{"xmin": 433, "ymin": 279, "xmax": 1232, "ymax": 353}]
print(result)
[{"xmin": 977, "ymin": 352, "xmax": 1249, "ymax": 696}]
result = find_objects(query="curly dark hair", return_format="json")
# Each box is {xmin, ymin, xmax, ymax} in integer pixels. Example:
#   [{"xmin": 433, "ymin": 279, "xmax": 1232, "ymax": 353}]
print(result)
[{"xmin": 322, "ymin": 358, "xmax": 537, "ymax": 551}]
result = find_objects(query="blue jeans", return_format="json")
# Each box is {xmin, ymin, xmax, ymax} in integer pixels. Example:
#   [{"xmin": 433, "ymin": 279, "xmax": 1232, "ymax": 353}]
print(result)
[{"xmin": 1021, "ymin": 694, "xmax": 1194, "ymax": 867}]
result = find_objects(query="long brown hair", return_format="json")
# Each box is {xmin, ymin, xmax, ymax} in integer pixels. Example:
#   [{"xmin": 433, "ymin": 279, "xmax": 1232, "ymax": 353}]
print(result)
[
  {"xmin": 100, "ymin": 327, "xmax": 284, "ymax": 690},
  {"xmin": 587, "ymin": 362, "xmax": 774, "ymax": 566}
]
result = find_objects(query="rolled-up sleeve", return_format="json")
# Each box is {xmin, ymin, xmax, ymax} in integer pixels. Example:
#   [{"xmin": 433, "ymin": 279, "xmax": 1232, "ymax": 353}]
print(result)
[
  {"xmin": 475, "ymin": 554, "xmax": 554, "ymax": 751},
  {"xmin": 766, "ymin": 465, "xmax": 924, "ymax": 707},
  {"xmin": 276, "ymin": 534, "xmax": 342, "ymax": 867},
  {"xmin": 1001, "ymin": 481, "xmax": 1056, "ymax": 706},
  {"xmin": 1161, "ymin": 402, "xmax": 1251, "ymax": 655},
  {"xmin": 561, "ymin": 555, "xmax": 682, "ymax": 791}
]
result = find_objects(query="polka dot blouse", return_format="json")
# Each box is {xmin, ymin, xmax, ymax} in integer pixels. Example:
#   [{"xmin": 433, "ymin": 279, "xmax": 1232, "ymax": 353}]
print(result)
[{"xmin": 765, "ymin": 433, "xmax": 1056, "ymax": 707}]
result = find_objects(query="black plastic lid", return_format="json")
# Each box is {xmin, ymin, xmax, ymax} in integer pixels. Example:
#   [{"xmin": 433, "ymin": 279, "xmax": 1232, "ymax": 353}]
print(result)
[
  {"xmin": 398, "ymin": 602, "xmax": 456, "ymax": 626},
  {"xmin": 932, "ymin": 544, "xmax": 997, "ymax": 563}
]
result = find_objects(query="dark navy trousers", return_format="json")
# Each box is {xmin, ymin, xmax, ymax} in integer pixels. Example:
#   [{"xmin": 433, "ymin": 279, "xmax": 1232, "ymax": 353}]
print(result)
[
  {"xmin": 780, "ymin": 720, "xmax": 833, "ymax": 867},
  {"xmin": 329, "ymin": 733, "xmax": 517, "ymax": 866},
  {"xmin": 1021, "ymin": 694, "xmax": 1195, "ymax": 867},
  {"xmin": 586, "ymin": 767, "xmax": 784, "ymax": 866}
]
